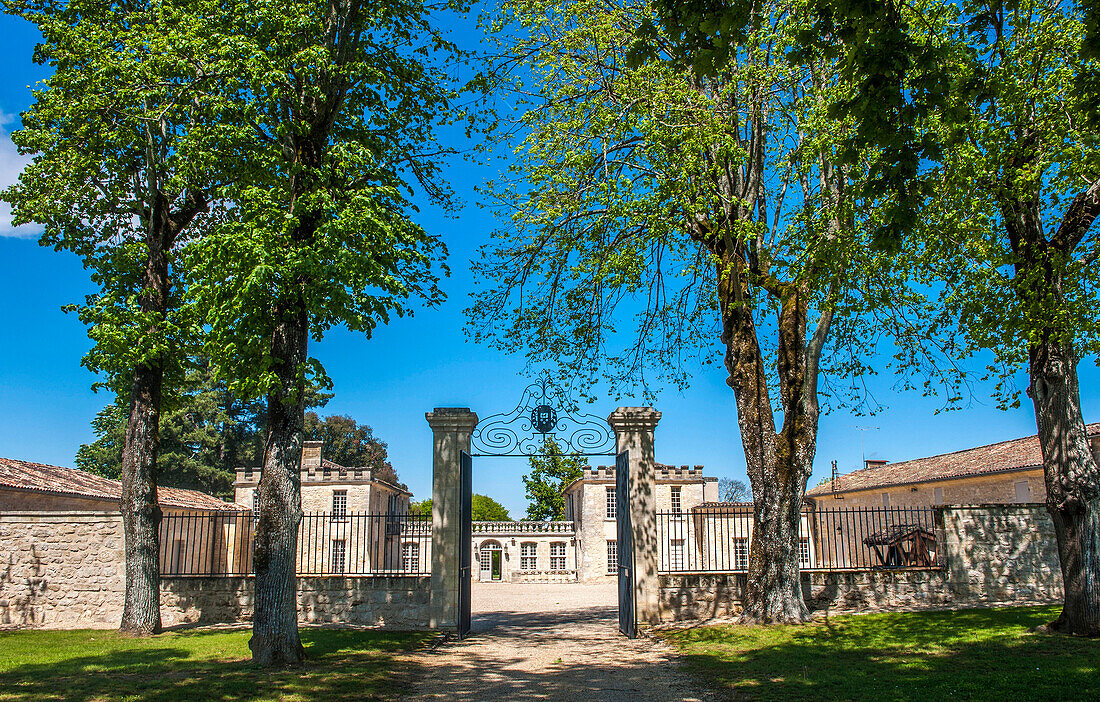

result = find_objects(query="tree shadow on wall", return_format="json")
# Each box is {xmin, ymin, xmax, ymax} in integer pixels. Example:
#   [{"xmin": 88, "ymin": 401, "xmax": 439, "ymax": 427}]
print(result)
[
  {"xmin": 670, "ymin": 605, "xmax": 1100, "ymax": 701},
  {"xmin": 1, "ymin": 546, "xmax": 48, "ymax": 626}
]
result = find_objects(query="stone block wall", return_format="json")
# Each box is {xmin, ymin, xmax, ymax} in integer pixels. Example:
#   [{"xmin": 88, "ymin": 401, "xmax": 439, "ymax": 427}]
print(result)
[
  {"xmin": 656, "ymin": 504, "xmax": 1064, "ymax": 623},
  {"xmin": 1, "ymin": 512, "xmax": 431, "ymax": 630},
  {"xmin": 0, "ymin": 512, "xmax": 124, "ymax": 628},
  {"xmin": 942, "ymin": 503, "xmax": 1063, "ymax": 603},
  {"xmin": 160, "ymin": 575, "xmax": 431, "ymax": 629}
]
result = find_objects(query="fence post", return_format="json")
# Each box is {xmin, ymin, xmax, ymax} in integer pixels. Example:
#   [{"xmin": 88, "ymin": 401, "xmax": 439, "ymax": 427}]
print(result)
[
  {"xmin": 608, "ymin": 406, "xmax": 661, "ymax": 627},
  {"xmin": 426, "ymin": 408, "xmax": 478, "ymax": 631}
]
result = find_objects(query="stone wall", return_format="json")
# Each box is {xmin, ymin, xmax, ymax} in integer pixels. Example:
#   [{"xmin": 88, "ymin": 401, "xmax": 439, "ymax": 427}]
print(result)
[
  {"xmin": 942, "ymin": 503, "xmax": 1063, "ymax": 604},
  {"xmin": 656, "ymin": 504, "xmax": 1063, "ymax": 623},
  {"xmin": 0, "ymin": 512, "xmax": 124, "ymax": 628},
  {"xmin": 1, "ymin": 512, "xmax": 431, "ymax": 630},
  {"xmin": 160, "ymin": 575, "xmax": 431, "ymax": 629},
  {"xmin": 659, "ymin": 570, "xmax": 957, "ymax": 621}
]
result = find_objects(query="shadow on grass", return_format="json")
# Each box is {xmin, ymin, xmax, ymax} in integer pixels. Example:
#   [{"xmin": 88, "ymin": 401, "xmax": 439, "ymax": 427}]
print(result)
[
  {"xmin": 667, "ymin": 605, "xmax": 1100, "ymax": 702},
  {"xmin": 0, "ymin": 628, "xmax": 435, "ymax": 702}
]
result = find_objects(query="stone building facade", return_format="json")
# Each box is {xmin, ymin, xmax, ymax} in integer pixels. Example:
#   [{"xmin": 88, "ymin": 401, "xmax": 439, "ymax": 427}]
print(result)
[
  {"xmin": 806, "ymin": 423, "xmax": 1100, "ymax": 508},
  {"xmin": 234, "ymin": 440, "xmax": 411, "ymax": 515},
  {"xmin": 563, "ymin": 463, "xmax": 718, "ymax": 582}
]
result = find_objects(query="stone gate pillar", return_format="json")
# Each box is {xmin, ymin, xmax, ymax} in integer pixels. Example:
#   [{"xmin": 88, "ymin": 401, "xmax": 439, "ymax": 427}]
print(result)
[
  {"xmin": 608, "ymin": 406, "xmax": 661, "ymax": 626},
  {"xmin": 426, "ymin": 407, "xmax": 477, "ymax": 631}
]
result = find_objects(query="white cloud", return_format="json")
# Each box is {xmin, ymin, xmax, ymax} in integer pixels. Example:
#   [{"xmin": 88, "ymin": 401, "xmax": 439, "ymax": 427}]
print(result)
[{"xmin": 0, "ymin": 112, "xmax": 42, "ymax": 239}]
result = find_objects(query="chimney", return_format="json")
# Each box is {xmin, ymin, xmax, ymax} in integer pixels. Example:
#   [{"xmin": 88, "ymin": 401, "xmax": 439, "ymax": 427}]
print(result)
[
  {"xmin": 864, "ymin": 458, "xmax": 887, "ymax": 471},
  {"xmin": 301, "ymin": 440, "xmax": 323, "ymax": 473}
]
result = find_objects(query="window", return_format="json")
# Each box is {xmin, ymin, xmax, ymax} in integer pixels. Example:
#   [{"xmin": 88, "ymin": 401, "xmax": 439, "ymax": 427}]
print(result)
[
  {"xmin": 606, "ymin": 487, "xmax": 617, "ymax": 519},
  {"xmin": 671, "ymin": 486, "xmax": 682, "ymax": 514},
  {"xmin": 550, "ymin": 542, "xmax": 566, "ymax": 570},
  {"xmin": 402, "ymin": 542, "xmax": 419, "ymax": 573},
  {"xmin": 1015, "ymin": 480, "xmax": 1031, "ymax": 503},
  {"xmin": 331, "ymin": 540, "xmax": 346, "ymax": 573},
  {"xmin": 882, "ymin": 492, "xmax": 890, "ymax": 508},
  {"xmin": 520, "ymin": 542, "xmax": 537, "ymax": 571},
  {"xmin": 332, "ymin": 490, "xmax": 348, "ymax": 520},
  {"xmin": 479, "ymin": 547, "xmax": 492, "ymax": 573},
  {"xmin": 251, "ymin": 492, "xmax": 259, "ymax": 518},
  {"xmin": 732, "ymin": 538, "xmax": 749, "ymax": 571},
  {"xmin": 799, "ymin": 537, "xmax": 811, "ymax": 568},
  {"xmin": 606, "ymin": 540, "xmax": 618, "ymax": 574},
  {"xmin": 933, "ymin": 486, "xmax": 944, "ymax": 505},
  {"xmin": 669, "ymin": 538, "xmax": 685, "ymax": 570}
]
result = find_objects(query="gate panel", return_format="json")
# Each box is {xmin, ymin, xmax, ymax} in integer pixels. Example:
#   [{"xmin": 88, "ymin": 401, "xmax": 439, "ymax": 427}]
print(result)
[
  {"xmin": 616, "ymin": 449, "xmax": 635, "ymax": 638},
  {"xmin": 458, "ymin": 450, "xmax": 473, "ymax": 639}
]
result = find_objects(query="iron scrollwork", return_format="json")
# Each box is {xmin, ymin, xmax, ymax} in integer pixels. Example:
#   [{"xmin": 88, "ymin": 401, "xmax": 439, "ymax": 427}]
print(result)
[{"xmin": 470, "ymin": 378, "xmax": 616, "ymax": 456}]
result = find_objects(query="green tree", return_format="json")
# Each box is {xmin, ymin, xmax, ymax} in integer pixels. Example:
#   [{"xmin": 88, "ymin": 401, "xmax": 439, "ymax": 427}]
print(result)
[
  {"xmin": 184, "ymin": 0, "xmax": 473, "ymax": 665},
  {"xmin": 409, "ymin": 498, "xmax": 432, "ymax": 516},
  {"xmin": 914, "ymin": 1, "xmax": 1100, "ymax": 636},
  {"xmin": 77, "ymin": 365, "xmax": 333, "ymax": 499},
  {"xmin": 472, "ymin": 494, "xmax": 512, "ymax": 521},
  {"xmin": 472, "ymin": 0, "xmax": 907, "ymax": 623},
  {"xmin": 522, "ymin": 438, "xmax": 586, "ymax": 520},
  {"xmin": 304, "ymin": 413, "xmax": 403, "ymax": 489},
  {"xmin": 2, "ymin": 0, "xmax": 237, "ymax": 636}
]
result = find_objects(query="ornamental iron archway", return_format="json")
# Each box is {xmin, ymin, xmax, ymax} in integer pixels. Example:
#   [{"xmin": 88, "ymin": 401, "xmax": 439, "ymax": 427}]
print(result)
[{"xmin": 470, "ymin": 377, "xmax": 617, "ymax": 458}]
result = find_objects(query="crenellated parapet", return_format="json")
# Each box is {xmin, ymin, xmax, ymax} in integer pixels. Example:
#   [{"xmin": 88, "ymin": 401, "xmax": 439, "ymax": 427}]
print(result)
[
  {"xmin": 233, "ymin": 461, "xmax": 375, "ymax": 486},
  {"xmin": 584, "ymin": 463, "xmax": 706, "ymax": 480}
]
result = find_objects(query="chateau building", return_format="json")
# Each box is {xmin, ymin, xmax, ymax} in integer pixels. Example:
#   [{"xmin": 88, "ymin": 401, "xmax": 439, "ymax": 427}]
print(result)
[
  {"xmin": 805, "ymin": 422, "xmax": 1100, "ymax": 508},
  {"xmin": 234, "ymin": 440, "xmax": 412, "ymax": 515},
  {"xmin": 563, "ymin": 463, "xmax": 718, "ymax": 582},
  {"xmin": 231, "ymin": 441, "xmax": 717, "ymax": 583}
]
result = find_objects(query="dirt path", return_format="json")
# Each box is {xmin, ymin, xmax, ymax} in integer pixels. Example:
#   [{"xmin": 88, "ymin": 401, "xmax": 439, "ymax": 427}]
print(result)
[{"xmin": 398, "ymin": 582, "xmax": 717, "ymax": 702}]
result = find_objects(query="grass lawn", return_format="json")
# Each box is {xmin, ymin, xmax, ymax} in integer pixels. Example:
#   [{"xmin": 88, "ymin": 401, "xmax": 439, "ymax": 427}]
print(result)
[
  {"xmin": 0, "ymin": 626, "xmax": 436, "ymax": 701},
  {"xmin": 663, "ymin": 605, "xmax": 1100, "ymax": 701}
]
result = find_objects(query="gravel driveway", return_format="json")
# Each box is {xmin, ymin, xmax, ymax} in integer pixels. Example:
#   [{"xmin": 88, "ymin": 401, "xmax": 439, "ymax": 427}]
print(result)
[{"xmin": 398, "ymin": 582, "xmax": 717, "ymax": 701}]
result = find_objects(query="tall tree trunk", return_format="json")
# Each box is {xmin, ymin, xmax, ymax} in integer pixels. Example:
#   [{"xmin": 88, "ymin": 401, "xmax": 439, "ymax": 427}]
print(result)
[
  {"xmin": 1029, "ymin": 340, "xmax": 1100, "ymax": 636},
  {"xmin": 118, "ymin": 214, "xmax": 171, "ymax": 636},
  {"xmin": 720, "ymin": 258, "xmax": 822, "ymax": 623},
  {"xmin": 118, "ymin": 362, "xmax": 164, "ymax": 635},
  {"xmin": 1002, "ymin": 172, "xmax": 1100, "ymax": 636},
  {"xmin": 250, "ymin": 301, "xmax": 308, "ymax": 666}
]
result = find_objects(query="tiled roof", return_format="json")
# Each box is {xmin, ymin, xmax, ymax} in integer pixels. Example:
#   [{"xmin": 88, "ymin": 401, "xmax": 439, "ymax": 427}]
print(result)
[
  {"xmin": 0, "ymin": 457, "xmax": 248, "ymax": 511},
  {"xmin": 806, "ymin": 423, "xmax": 1100, "ymax": 497}
]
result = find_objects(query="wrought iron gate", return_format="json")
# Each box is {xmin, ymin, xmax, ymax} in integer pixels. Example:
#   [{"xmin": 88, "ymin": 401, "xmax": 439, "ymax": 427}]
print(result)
[
  {"xmin": 458, "ymin": 450, "xmax": 472, "ymax": 639},
  {"xmin": 615, "ymin": 449, "xmax": 635, "ymax": 638}
]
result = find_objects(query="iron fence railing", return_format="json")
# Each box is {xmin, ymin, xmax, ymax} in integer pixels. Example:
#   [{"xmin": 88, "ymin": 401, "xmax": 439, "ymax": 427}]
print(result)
[
  {"xmin": 159, "ymin": 511, "xmax": 432, "ymax": 577},
  {"xmin": 657, "ymin": 506, "xmax": 942, "ymax": 574}
]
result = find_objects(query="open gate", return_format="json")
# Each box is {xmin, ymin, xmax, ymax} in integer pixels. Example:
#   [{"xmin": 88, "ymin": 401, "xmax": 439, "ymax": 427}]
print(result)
[
  {"xmin": 615, "ymin": 449, "xmax": 635, "ymax": 638},
  {"xmin": 458, "ymin": 450, "xmax": 472, "ymax": 639}
]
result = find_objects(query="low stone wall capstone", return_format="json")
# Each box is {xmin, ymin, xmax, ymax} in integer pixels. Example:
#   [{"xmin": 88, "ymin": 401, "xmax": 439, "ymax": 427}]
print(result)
[
  {"xmin": 1, "ymin": 512, "xmax": 431, "ymax": 629},
  {"xmin": 657, "ymin": 504, "xmax": 1064, "ymax": 623}
]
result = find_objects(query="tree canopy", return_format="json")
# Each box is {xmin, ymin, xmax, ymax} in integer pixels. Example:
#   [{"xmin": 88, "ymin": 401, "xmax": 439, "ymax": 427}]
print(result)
[
  {"xmin": 77, "ymin": 365, "xmax": 269, "ymax": 498},
  {"xmin": 472, "ymin": 494, "xmax": 512, "ymax": 521},
  {"xmin": 304, "ymin": 413, "xmax": 403, "ymax": 488}
]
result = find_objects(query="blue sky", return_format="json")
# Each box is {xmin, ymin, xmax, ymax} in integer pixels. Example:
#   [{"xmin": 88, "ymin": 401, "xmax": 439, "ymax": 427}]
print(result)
[{"xmin": 1, "ymin": 10, "xmax": 1097, "ymax": 518}]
